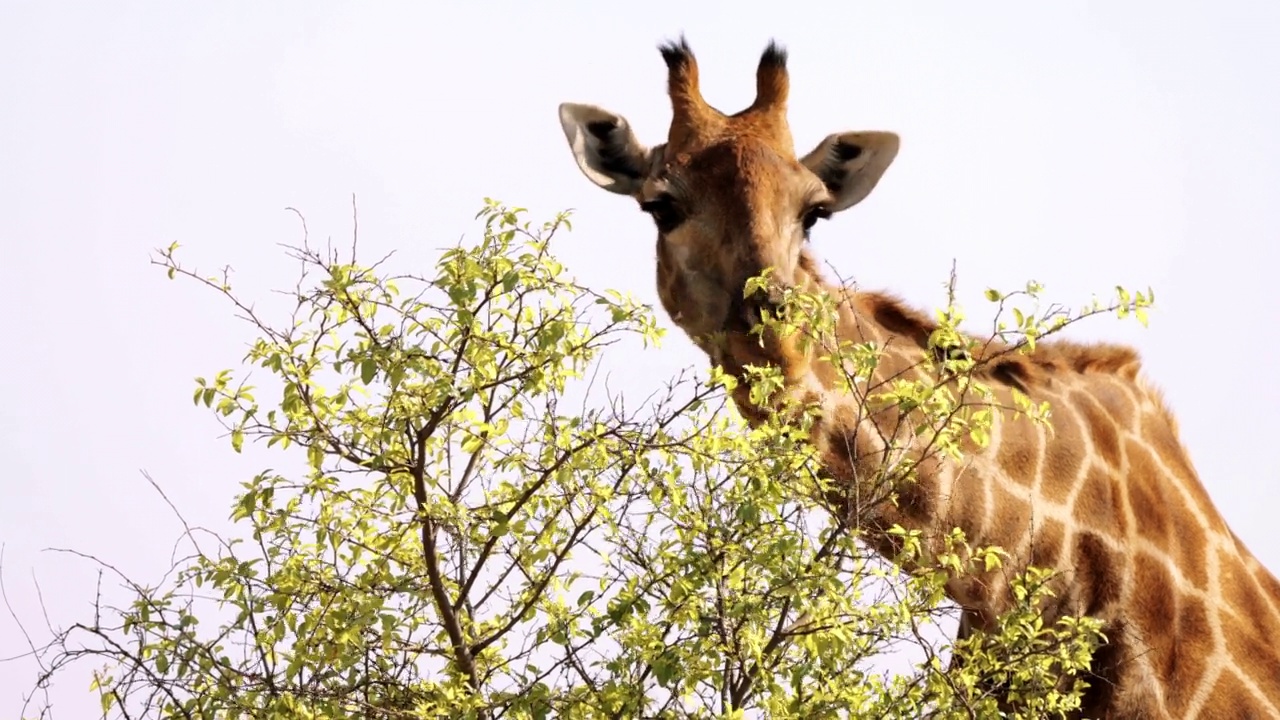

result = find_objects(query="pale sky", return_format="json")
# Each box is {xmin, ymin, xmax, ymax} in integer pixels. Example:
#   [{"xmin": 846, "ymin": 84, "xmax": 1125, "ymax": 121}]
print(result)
[{"xmin": 3, "ymin": 1, "xmax": 1279, "ymax": 714}]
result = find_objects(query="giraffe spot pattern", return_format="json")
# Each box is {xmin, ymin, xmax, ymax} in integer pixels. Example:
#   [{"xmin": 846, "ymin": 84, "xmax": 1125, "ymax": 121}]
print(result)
[
  {"xmin": 1204, "ymin": 667, "xmax": 1277, "ymax": 719},
  {"xmin": 996, "ymin": 412, "xmax": 1042, "ymax": 488},
  {"xmin": 1125, "ymin": 440, "xmax": 1172, "ymax": 546},
  {"xmin": 1071, "ymin": 465, "xmax": 1121, "ymax": 533},
  {"xmin": 1040, "ymin": 404, "xmax": 1087, "ymax": 504},
  {"xmin": 1154, "ymin": 597, "xmax": 1215, "ymax": 716},
  {"xmin": 1073, "ymin": 390, "xmax": 1124, "ymax": 470},
  {"xmin": 1075, "ymin": 531, "xmax": 1123, "ymax": 614}
]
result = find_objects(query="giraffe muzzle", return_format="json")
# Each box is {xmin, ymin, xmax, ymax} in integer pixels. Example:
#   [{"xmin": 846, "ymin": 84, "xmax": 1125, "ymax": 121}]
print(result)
[{"xmin": 735, "ymin": 283, "xmax": 788, "ymax": 333}]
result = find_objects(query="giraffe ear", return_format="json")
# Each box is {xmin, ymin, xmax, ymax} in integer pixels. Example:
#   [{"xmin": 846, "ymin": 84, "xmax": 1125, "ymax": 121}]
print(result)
[
  {"xmin": 800, "ymin": 131, "xmax": 900, "ymax": 213},
  {"xmin": 558, "ymin": 103, "xmax": 658, "ymax": 196}
]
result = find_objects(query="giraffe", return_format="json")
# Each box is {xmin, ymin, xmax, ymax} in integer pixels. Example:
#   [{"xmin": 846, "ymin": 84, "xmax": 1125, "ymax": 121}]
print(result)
[{"xmin": 556, "ymin": 38, "xmax": 1280, "ymax": 717}]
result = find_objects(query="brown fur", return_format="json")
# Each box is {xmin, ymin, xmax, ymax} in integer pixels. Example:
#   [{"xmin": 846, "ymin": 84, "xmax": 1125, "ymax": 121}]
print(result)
[{"xmin": 559, "ymin": 39, "xmax": 1280, "ymax": 718}]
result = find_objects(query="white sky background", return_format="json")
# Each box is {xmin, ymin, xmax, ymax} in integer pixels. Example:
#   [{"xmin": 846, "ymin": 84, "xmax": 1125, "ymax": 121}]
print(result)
[{"xmin": 3, "ymin": 1, "xmax": 1280, "ymax": 714}]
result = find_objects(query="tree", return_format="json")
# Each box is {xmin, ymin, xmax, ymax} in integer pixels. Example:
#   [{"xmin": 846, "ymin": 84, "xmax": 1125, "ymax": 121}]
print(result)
[{"xmin": 18, "ymin": 200, "xmax": 1127, "ymax": 719}]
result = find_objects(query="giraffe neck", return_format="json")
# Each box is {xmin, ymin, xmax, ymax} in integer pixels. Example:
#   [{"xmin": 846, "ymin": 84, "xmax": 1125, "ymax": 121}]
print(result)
[{"xmin": 703, "ymin": 250, "xmax": 1280, "ymax": 717}]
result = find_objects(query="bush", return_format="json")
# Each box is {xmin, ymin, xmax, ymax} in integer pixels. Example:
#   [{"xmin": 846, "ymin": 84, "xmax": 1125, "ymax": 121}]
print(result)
[{"xmin": 21, "ymin": 201, "xmax": 1118, "ymax": 719}]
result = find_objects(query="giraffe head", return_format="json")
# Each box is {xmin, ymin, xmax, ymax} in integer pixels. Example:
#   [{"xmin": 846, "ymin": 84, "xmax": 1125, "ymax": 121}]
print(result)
[{"xmin": 558, "ymin": 37, "xmax": 900, "ymax": 342}]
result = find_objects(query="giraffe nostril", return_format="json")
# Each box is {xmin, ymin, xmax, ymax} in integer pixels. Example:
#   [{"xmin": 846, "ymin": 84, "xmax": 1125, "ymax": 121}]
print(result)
[
  {"xmin": 731, "ymin": 278, "xmax": 792, "ymax": 332},
  {"xmin": 742, "ymin": 290, "xmax": 786, "ymax": 331},
  {"xmin": 764, "ymin": 284, "xmax": 788, "ymax": 311},
  {"xmin": 729, "ymin": 293, "xmax": 765, "ymax": 332}
]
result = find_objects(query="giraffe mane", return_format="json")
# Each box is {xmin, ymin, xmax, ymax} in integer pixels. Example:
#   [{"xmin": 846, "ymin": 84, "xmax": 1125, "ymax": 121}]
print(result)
[
  {"xmin": 798, "ymin": 249, "xmax": 1146, "ymax": 390},
  {"xmin": 816, "ymin": 280, "xmax": 1145, "ymax": 392}
]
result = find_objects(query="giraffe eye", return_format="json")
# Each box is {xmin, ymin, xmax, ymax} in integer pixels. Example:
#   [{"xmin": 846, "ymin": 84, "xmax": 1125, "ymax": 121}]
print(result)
[
  {"xmin": 640, "ymin": 194, "xmax": 684, "ymax": 234},
  {"xmin": 802, "ymin": 206, "xmax": 831, "ymax": 234}
]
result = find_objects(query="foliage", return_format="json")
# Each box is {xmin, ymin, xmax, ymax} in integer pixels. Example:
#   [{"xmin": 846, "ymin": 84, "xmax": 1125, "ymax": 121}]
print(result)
[{"xmin": 16, "ymin": 201, "xmax": 1156, "ymax": 718}]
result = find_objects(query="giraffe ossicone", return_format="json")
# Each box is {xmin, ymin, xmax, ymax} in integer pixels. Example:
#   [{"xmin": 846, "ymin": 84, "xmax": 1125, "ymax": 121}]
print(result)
[{"xmin": 557, "ymin": 37, "xmax": 1280, "ymax": 718}]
